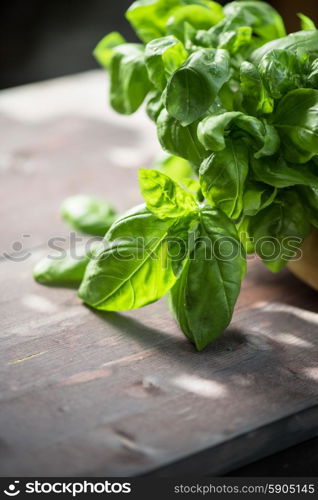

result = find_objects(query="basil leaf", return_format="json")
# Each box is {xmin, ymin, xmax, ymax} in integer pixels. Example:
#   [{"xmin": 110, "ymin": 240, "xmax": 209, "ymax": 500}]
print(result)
[
  {"xmin": 208, "ymin": 0, "xmax": 285, "ymax": 51},
  {"xmin": 222, "ymin": 1, "xmax": 286, "ymax": 42},
  {"xmin": 109, "ymin": 44, "xmax": 152, "ymax": 114},
  {"xmin": 145, "ymin": 36, "xmax": 188, "ymax": 90},
  {"xmin": 199, "ymin": 139, "xmax": 249, "ymax": 219},
  {"xmin": 251, "ymin": 156, "xmax": 318, "ymax": 189},
  {"xmin": 93, "ymin": 32, "xmax": 126, "ymax": 68},
  {"xmin": 157, "ymin": 108, "xmax": 206, "ymax": 167},
  {"xmin": 308, "ymin": 59, "xmax": 318, "ymax": 89},
  {"xmin": 298, "ymin": 13, "xmax": 316, "ymax": 31},
  {"xmin": 165, "ymin": 48, "xmax": 230, "ymax": 126},
  {"xmin": 182, "ymin": 178, "xmax": 203, "ymax": 201},
  {"xmin": 197, "ymin": 111, "xmax": 242, "ymax": 151},
  {"xmin": 251, "ymin": 30, "xmax": 318, "ymax": 65},
  {"xmin": 297, "ymin": 186, "xmax": 318, "ymax": 228},
  {"xmin": 126, "ymin": 0, "xmax": 223, "ymax": 43},
  {"xmin": 33, "ymin": 244, "xmax": 96, "ymax": 287},
  {"xmin": 253, "ymin": 121, "xmax": 281, "ymax": 158},
  {"xmin": 166, "ymin": 3, "xmax": 223, "ymax": 42},
  {"xmin": 78, "ymin": 206, "xmax": 177, "ymax": 310},
  {"xmin": 240, "ymin": 61, "xmax": 274, "ymax": 115},
  {"xmin": 197, "ymin": 111, "xmax": 280, "ymax": 157},
  {"xmin": 153, "ymin": 154, "xmax": 193, "ymax": 183},
  {"xmin": 138, "ymin": 168, "xmax": 197, "ymax": 219},
  {"xmin": 125, "ymin": 0, "xmax": 180, "ymax": 43},
  {"xmin": 218, "ymin": 78, "xmax": 243, "ymax": 112},
  {"xmin": 146, "ymin": 90, "xmax": 164, "ymax": 122},
  {"xmin": 170, "ymin": 207, "xmax": 246, "ymax": 350},
  {"xmin": 236, "ymin": 215, "xmax": 254, "ymax": 254},
  {"xmin": 154, "ymin": 155, "xmax": 202, "ymax": 199},
  {"xmin": 273, "ymin": 89, "xmax": 318, "ymax": 164},
  {"xmin": 232, "ymin": 115, "xmax": 279, "ymax": 158},
  {"xmin": 249, "ymin": 190, "xmax": 311, "ymax": 272},
  {"xmin": 60, "ymin": 195, "xmax": 116, "ymax": 237},
  {"xmin": 167, "ymin": 213, "xmax": 199, "ymax": 277},
  {"xmin": 218, "ymin": 26, "xmax": 252, "ymax": 55},
  {"xmin": 242, "ymin": 180, "xmax": 277, "ymax": 216},
  {"xmin": 258, "ymin": 49, "xmax": 305, "ymax": 99}
]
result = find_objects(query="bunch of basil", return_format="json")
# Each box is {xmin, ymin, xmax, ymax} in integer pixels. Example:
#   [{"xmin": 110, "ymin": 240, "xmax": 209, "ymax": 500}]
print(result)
[{"xmin": 34, "ymin": 0, "xmax": 318, "ymax": 350}]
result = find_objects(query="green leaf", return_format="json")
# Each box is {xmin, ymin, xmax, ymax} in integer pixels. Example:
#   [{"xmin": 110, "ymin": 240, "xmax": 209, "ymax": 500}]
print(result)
[
  {"xmin": 253, "ymin": 121, "xmax": 281, "ymax": 158},
  {"xmin": 197, "ymin": 111, "xmax": 280, "ymax": 157},
  {"xmin": 109, "ymin": 44, "xmax": 152, "ymax": 114},
  {"xmin": 236, "ymin": 216, "xmax": 254, "ymax": 254},
  {"xmin": 218, "ymin": 26, "xmax": 252, "ymax": 55},
  {"xmin": 249, "ymin": 190, "xmax": 310, "ymax": 272},
  {"xmin": 197, "ymin": 111, "xmax": 241, "ymax": 151},
  {"xmin": 251, "ymin": 156, "xmax": 318, "ymax": 188},
  {"xmin": 209, "ymin": 0, "xmax": 286, "ymax": 49},
  {"xmin": 154, "ymin": 154, "xmax": 202, "ymax": 198},
  {"xmin": 170, "ymin": 207, "xmax": 246, "ymax": 350},
  {"xmin": 297, "ymin": 185, "xmax": 318, "ymax": 228},
  {"xmin": 240, "ymin": 61, "xmax": 274, "ymax": 115},
  {"xmin": 78, "ymin": 205, "xmax": 177, "ymax": 310},
  {"xmin": 165, "ymin": 48, "xmax": 230, "ymax": 126},
  {"xmin": 126, "ymin": 0, "xmax": 224, "ymax": 43},
  {"xmin": 242, "ymin": 180, "xmax": 277, "ymax": 216},
  {"xmin": 157, "ymin": 108, "xmax": 206, "ymax": 167},
  {"xmin": 166, "ymin": 3, "xmax": 223, "ymax": 42},
  {"xmin": 199, "ymin": 139, "xmax": 249, "ymax": 219},
  {"xmin": 145, "ymin": 90, "xmax": 164, "ymax": 122},
  {"xmin": 153, "ymin": 153, "xmax": 193, "ymax": 183},
  {"xmin": 298, "ymin": 13, "xmax": 316, "ymax": 31},
  {"xmin": 33, "ymin": 244, "xmax": 96, "ymax": 287},
  {"xmin": 218, "ymin": 79, "xmax": 243, "ymax": 112},
  {"xmin": 145, "ymin": 36, "xmax": 188, "ymax": 90},
  {"xmin": 224, "ymin": 1, "xmax": 286, "ymax": 40},
  {"xmin": 273, "ymin": 89, "xmax": 318, "ymax": 163},
  {"xmin": 258, "ymin": 49, "xmax": 305, "ymax": 99},
  {"xmin": 167, "ymin": 213, "xmax": 199, "ymax": 277},
  {"xmin": 251, "ymin": 30, "xmax": 318, "ymax": 65},
  {"xmin": 308, "ymin": 58, "xmax": 318, "ymax": 89},
  {"xmin": 125, "ymin": 0, "xmax": 180, "ymax": 43},
  {"xmin": 93, "ymin": 32, "xmax": 126, "ymax": 68},
  {"xmin": 60, "ymin": 195, "xmax": 116, "ymax": 236},
  {"xmin": 182, "ymin": 178, "xmax": 202, "ymax": 201},
  {"xmin": 138, "ymin": 168, "xmax": 197, "ymax": 219}
]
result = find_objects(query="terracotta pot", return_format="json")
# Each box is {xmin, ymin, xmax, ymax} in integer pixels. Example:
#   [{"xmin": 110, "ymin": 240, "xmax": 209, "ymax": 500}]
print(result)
[{"xmin": 288, "ymin": 228, "xmax": 318, "ymax": 291}]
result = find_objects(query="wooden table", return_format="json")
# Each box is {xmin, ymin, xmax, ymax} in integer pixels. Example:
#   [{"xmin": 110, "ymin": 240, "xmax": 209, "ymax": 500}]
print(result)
[{"xmin": 0, "ymin": 72, "xmax": 318, "ymax": 477}]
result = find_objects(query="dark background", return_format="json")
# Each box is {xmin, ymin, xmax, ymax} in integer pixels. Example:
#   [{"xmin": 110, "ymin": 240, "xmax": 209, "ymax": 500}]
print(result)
[{"xmin": 1, "ymin": 0, "xmax": 317, "ymax": 90}]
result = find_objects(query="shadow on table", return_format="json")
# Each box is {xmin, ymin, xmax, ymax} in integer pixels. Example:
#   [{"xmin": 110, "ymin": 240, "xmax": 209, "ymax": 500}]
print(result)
[
  {"xmin": 88, "ymin": 263, "xmax": 318, "ymax": 393},
  {"xmin": 90, "ymin": 262, "xmax": 318, "ymax": 353}
]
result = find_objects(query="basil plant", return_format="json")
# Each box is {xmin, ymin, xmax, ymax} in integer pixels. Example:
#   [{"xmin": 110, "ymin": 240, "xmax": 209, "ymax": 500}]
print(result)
[{"xmin": 34, "ymin": 1, "xmax": 318, "ymax": 350}]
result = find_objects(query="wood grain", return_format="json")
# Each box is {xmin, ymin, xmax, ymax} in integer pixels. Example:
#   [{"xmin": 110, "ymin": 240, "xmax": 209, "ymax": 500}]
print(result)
[{"xmin": 0, "ymin": 72, "xmax": 317, "ymax": 477}]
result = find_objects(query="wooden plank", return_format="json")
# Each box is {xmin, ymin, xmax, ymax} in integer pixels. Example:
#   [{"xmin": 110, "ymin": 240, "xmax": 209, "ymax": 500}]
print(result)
[
  {"xmin": 0, "ymin": 72, "xmax": 318, "ymax": 477},
  {"xmin": 141, "ymin": 405, "xmax": 318, "ymax": 476}
]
